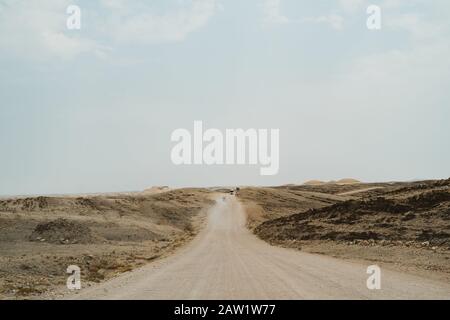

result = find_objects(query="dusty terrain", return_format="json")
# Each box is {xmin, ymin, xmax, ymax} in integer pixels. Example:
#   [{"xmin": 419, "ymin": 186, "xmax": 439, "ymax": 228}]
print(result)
[
  {"xmin": 1, "ymin": 178, "xmax": 449, "ymax": 299},
  {"xmin": 240, "ymin": 178, "xmax": 450, "ymax": 282},
  {"xmin": 68, "ymin": 195, "xmax": 450, "ymax": 299},
  {"xmin": 238, "ymin": 186, "xmax": 343, "ymax": 229},
  {"xmin": 0, "ymin": 188, "xmax": 214, "ymax": 299}
]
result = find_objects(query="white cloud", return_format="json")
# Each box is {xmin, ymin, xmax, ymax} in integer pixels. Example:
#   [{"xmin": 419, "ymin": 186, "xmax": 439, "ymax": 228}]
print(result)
[
  {"xmin": 0, "ymin": 0, "xmax": 219, "ymax": 60},
  {"xmin": 328, "ymin": 10, "xmax": 450, "ymax": 113},
  {"xmin": 99, "ymin": 0, "xmax": 127, "ymax": 10},
  {"xmin": 112, "ymin": 0, "xmax": 219, "ymax": 44},
  {"xmin": 380, "ymin": 0, "xmax": 407, "ymax": 9},
  {"xmin": 304, "ymin": 14, "xmax": 345, "ymax": 30},
  {"xmin": 386, "ymin": 13, "xmax": 445, "ymax": 41},
  {"xmin": 262, "ymin": 0, "xmax": 343, "ymax": 29},
  {"xmin": 0, "ymin": 0, "xmax": 103, "ymax": 60},
  {"xmin": 338, "ymin": 0, "xmax": 366, "ymax": 13},
  {"xmin": 262, "ymin": 0, "xmax": 289, "ymax": 24}
]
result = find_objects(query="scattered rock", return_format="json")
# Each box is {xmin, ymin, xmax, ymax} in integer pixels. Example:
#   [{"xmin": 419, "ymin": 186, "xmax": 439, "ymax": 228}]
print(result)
[{"xmin": 29, "ymin": 218, "xmax": 101, "ymax": 244}]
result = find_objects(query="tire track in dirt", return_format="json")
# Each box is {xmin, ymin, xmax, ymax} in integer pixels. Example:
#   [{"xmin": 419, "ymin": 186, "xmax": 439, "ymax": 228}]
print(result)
[{"xmin": 70, "ymin": 195, "xmax": 450, "ymax": 300}]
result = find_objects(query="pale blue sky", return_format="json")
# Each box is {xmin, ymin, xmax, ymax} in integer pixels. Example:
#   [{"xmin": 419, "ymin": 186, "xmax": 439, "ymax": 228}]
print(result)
[{"xmin": 1, "ymin": 0, "xmax": 449, "ymax": 195}]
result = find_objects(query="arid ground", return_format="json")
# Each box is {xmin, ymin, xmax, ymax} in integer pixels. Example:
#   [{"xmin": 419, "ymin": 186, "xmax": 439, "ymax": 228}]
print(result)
[
  {"xmin": 240, "ymin": 178, "xmax": 450, "ymax": 282},
  {"xmin": 0, "ymin": 188, "xmax": 214, "ymax": 299},
  {"xmin": 0, "ymin": 178, "xmax": 449, "ymax": 299}
]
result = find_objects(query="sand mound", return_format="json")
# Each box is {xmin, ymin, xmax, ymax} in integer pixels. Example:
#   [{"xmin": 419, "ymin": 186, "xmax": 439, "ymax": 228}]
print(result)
[
  {"xmin": 303, "ymin": 180, "xmax": 325, "ymax": 186},
  {"xmin": 29, "ymin": 218, "xmax": 100, "ymax": 244},
  {"xmin": 336, "ymin": 178, "xmax": 360, "ymax": 184},
  {"xmin": 143, "ymin": 186, "xmax": 170, "ymax": 194},
  {"xmin": 303, "ymin": 179, "xmax": 361, "ymax": 186}
]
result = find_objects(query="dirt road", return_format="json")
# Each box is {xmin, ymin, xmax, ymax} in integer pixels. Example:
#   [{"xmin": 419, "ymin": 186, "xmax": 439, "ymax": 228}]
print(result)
[
  {"xmin": 336, "ymin": 186, "xmax": 384, "ymax": 196},
  {"xmin": 70, "ymin": 196, "xmax": 450, "ymax": 299}
]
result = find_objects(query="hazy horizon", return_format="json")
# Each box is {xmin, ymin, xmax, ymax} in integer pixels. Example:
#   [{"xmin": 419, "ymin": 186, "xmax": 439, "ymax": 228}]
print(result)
[
  {"xmin": 1, "ymin": 0, "xmax": 450, "ymax": 196},
  {"xmin": 2, "ymin": 175, "xmax": 450, "ymax": 198}
]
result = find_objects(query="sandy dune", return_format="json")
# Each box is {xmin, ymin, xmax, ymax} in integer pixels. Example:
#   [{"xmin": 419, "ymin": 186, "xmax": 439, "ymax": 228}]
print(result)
[{"xmin": 69, "ymin": 196, "xmax": 450, "ymax": 300}]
